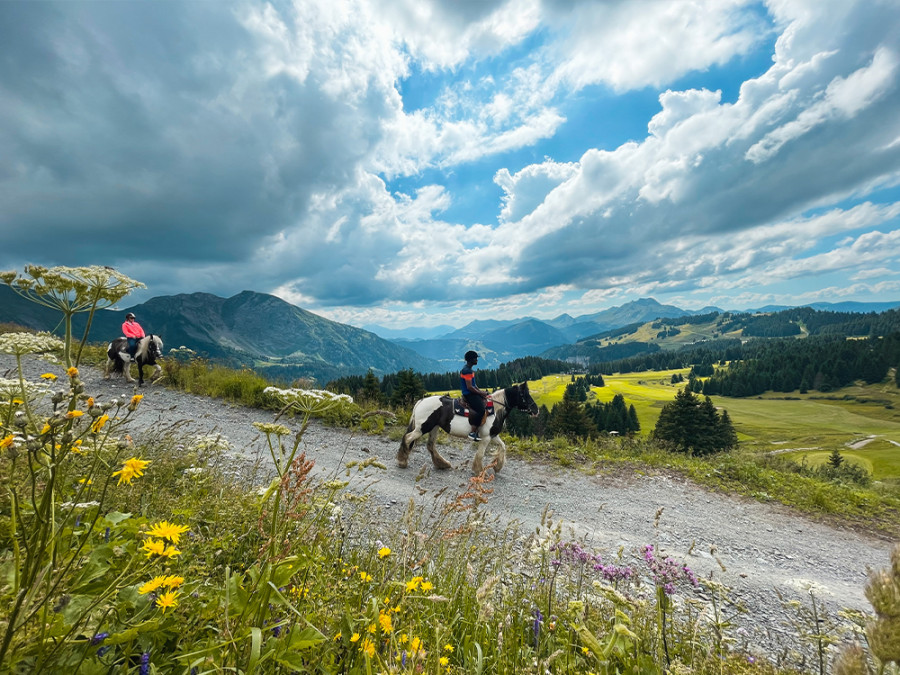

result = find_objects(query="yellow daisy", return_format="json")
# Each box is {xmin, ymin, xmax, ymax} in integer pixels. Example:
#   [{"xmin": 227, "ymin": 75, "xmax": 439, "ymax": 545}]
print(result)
[
  {"xmin": 378, "ymin": 546, "xmax": 391, "ymax": 558},
  {"xmin": 65, "ymin": 410, "xmax": 84, "ymax": 418},
  {"xmin": 0, "ymin": 435, "xmax": 14, "ymax": 449},
  {"xmin": 141, "ymin": 538, "xmax": 166, "ymax": 558},
  {"xmin": 350, "ymin": 632, "xmax": 360, "ymax": 643},
  {"xmin": 90, "ymin": 414, "xmax": 110, "ymax": 434},
  {"xmin": 146, "ymin": 520, "xmax": 189, "ymax": 544},
  {"xmin": 361, "ymin": 638, "xmax": 375, "ymax": 659},
  {"xmin": 163, "ymin": 575, "xmax": 185, "ymax": 589},
  {"xmin": 155, "ymin": 590, "xmax": 179, "ymax": 612},
  {"xmin": 112, "ymin": 457, "xmax": 150, "ymax": 485},
  {"xmin": 67, "ymin": 367, "xmax": 79, "ymax": 378},
  {"xmin": 40, "ymin": 373, "xmax": 57, "ymax": 381},
  {"xmin": 138, "ymin": 576, "xmax": 168, "ymax": 595}
]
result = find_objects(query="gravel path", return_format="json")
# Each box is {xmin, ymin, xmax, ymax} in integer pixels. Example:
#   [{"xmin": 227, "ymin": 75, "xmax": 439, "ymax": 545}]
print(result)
[{"xmin": 5, "ymin": 354, "xmax": 896, "ymax": 663}]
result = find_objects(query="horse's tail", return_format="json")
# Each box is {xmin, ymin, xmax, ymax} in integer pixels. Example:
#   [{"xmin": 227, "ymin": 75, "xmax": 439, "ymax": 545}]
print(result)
[{"xmin": 108, "ymin": 342, "xmax": 126, "ymax": 374}]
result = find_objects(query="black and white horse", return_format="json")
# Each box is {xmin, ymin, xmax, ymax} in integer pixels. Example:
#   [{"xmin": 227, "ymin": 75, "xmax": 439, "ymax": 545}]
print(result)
[
  {"xmin": 397, "ymin": 382, "xmax": 539, "ymax": 474},
  {"xmin": 105, "ymin": 335, "xmax": 164, "ymax": 386}
]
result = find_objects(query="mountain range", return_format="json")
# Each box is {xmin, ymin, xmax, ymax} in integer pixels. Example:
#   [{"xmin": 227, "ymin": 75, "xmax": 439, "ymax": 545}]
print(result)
[{"xmin": 2, "ymin": 283, "xmax": 899, "ymax": 382}]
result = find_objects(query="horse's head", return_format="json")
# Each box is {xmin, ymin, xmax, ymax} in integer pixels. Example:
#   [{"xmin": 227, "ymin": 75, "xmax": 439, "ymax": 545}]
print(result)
[
  {"xmin": 148, "ymin": 335, "xmax": 164, "ymax": 362},
  {"xmin": 518, "ymin": 382, "xmax": 539, "ymax": 417}
]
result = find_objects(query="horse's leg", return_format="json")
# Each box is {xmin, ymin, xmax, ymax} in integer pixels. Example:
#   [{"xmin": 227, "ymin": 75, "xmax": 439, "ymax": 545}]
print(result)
[
  {"xmin": 122, "ymin": 359, "xmax": 135, "ymax": 383},
  {"xmin": 104, "ymin": 358, "xmax": 113, "ymax": 380},
  {"xmin": 150, "ymin": 364, "xmax": 162, "ymax": 382},
  {"xmin": 491, "ymin": 436, "xmax": 508, "ymax": 473},
  {"xmin": 397, "ymin": 419, "xmax": 421, "ymax": 469},
  {"xmin": 471, "ymin": 437, "xmax": 491, "ymax": 474},
  {"xmin": 426, "ymin": 427, "xmax": 452, "ymax": 470}
]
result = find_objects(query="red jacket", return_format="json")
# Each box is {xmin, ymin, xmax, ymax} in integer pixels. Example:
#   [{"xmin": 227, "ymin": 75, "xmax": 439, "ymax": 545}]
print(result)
[{"xmin": 122, "ymin": 320, "xmax": 145, "ymax": 339}]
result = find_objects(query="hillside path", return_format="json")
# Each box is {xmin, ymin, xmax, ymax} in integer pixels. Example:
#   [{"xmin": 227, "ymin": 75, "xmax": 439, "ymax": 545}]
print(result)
[{"xmin": 6, "ymin": 355, "xmax": 897, "ymax": 661}]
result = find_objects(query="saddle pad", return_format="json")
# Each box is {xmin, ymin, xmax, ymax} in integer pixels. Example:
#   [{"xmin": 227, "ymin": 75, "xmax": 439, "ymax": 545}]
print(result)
[{"xmin": 451, "ymin": 397, "xmax": 494, "ymax": 418}]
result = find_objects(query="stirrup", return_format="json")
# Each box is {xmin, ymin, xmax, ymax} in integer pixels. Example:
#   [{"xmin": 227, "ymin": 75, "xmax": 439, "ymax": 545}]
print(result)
[{"xmin": 468, "ymin": 431, "xmax": 482, "ymax": 441}]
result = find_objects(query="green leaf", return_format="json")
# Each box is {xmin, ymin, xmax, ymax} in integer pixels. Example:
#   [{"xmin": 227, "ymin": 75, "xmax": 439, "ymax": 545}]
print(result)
[
  {"xmin": 285, "ymin": 625, "xmax": 325, "ymax": 651},
  {"xmin": 227, "ymin": 570, "xmax": 249, "ymax": 615},
  {"xmin": 102, "ymin": 511, "xmax": 132, "ymax": 525}
]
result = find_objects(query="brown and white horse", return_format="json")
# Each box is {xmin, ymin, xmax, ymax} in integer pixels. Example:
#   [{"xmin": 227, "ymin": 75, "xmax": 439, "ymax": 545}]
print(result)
[
  {"xmin": 397, "ymin": 382, "xmax": 538, "ymax": 474},
  {"xmin": 105, "ymin": 335, "xmax": 164, "ymax": 386}
]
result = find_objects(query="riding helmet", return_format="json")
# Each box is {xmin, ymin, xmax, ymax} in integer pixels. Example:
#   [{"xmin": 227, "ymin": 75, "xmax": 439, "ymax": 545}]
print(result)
[{"xmin": 126, "ymin": 313, "xmax": 135, "ymax": 320}]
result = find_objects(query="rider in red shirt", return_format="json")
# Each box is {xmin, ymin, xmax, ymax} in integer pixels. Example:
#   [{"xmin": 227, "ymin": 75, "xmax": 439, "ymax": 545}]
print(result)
[{"xmin": 122, "ymin": 312, "xmax": 145, "ymax": 361}]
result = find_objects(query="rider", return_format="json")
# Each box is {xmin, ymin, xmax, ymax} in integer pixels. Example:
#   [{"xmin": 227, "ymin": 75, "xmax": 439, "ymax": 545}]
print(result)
[
  {"xmin": 460, "ymin": 350, "xmax": 489, "ymax": 441},
  {"xmin": 122, "ymin": 312, "xmax": 145, "ymax": 361}
]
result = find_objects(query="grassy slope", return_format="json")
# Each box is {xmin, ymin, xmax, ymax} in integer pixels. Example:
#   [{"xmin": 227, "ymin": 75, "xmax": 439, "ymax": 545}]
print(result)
[{"xmin": 529, "ymin": 370, "xmax": 900, "ymax": 481}]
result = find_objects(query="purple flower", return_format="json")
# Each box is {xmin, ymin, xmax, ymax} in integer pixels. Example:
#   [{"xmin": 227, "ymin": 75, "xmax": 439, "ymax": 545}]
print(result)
[
  {"xmin": 140, "ymin": 651, "xmax": 150, "ymax": 675},
  {"xmin": 96, "ymin": 646, "xmax": 110, "ymax": 657},
  {"xmin": 104, "ymin": 526, "xmax": 110, "ymax": 542},
  {"xmin": 272, "ymin": 625, "xmax": 282, "ymax": 637},
  {"xmin": 90, "ymin": 632, "xmax": 109, "ymax": 645},
  {"xmin": 533, "ymin": 607, "xmax": 543, "ymax": 646}
]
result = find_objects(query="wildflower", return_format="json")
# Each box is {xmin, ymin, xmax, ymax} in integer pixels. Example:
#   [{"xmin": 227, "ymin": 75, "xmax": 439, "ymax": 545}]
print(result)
[
  {"xmin": 139, "ymin": 652, "xmax": 150, "ymax": 675},
  {"xmin": 41, "ymin": 373, "xmax": 58, "ymax": 381},
  {"xmin": 71, "ymin": 440, "xmax": 85, "ymax": 454},
  {"xmin": 360, "ymin": 571, "xmax": 372, "ymax": 582},
  {"xmin": 367, "ymin": 623, "xmax": 376, "ymax": 634},
  {"xmin": 12, "ymin": 398, "xmax": 23, "ymax": 405},
  {"xmin": 581, "ymin": 646, "xmax": 590, "ymax": 655},
  {"xmin": 252, "ymin": 422, "xmax": 292, "ymax": 436},
  {"xmin": 444, "ymin": 644, "xmax": 454, "ymax": 652},
  {"xmin": 129, "ymin": 394, "xmax": 144, "ymax": 410},
  {"xmin": 142, "ymin": 539, "xmax": 167, "ymax": 558},
  {"xmin": 78, "ymin": 478, "xmax": 92, "ymax": 485},
  {"xmin": 0, "ymin": 332, "xmax": 64, "ymax": 356},
  {"xmin": 91, "ymin": 414, "xmax": 110, "ymax": 433},
  {"xmin": 90, "ymin": 632, "xmax": 109, "ymax": 645},
  {"xmin": 410, "ymin": 636, "xmax": 422, "ymax": 653},
  {"xmin": 334, "ymin": 632, "xmax": 341, "ymax": 641},
  {"xmin": 406, "ymin": 577, "xmax": 422, "ymax": 592},
  {"xmin": 421, "ymin": 580, "xmax": 433, "ymax": 592},
  {"xmin": 378, "ymin": 611, "xmax": 392, "ymax": 633},
  {"xmin": 350, "ymin": 632, "xmax": 360, "ymax": 643},
  {"xmin": 139, "ymin": 576, "xmax": 168, "ymax": 595},
  {"xmin": 399, "ymin": 633, "xmax": 409, "ymax": 644},
  {"xmin": 112, "ymin": 457, "xmax": 150, "ymax": 485},
  {"xmin": 67, "ymin": 367, "xmax": 79, "ymax": 378},
  {"xmin": 440, "ymin": 656, "xmax": 449, "ymax": 666},
  {"xmin": 163, "ymin": 575, "xmax": 185, "ymax": 589},
  {"xmin": 65, "ymin": 410, "xmax": 84, "ymax": 418},
  {"xmin": 86, "ymin": 397, "xmax": 95, "ymax": 408},
  {"xmin": 146, "ymin": 520, "xmax": 189, "ymax": 544},
  {"xmin": 361, "ymin": 638, "xmax": 375, "ymax": 659},
  {"xmin": 156, "ymin": 590, "xmax": 179, "ymax": 612},
  {"xmin": 0, "ymin": 434, "xmax": 14, "ymax": 449},
  {"xmin": 378, "ymin": 546, "xmax": 391, "ymax": 558},
  {"xmin": 41, "ymin": 423, "xmax": 51, "ymax": 434}
]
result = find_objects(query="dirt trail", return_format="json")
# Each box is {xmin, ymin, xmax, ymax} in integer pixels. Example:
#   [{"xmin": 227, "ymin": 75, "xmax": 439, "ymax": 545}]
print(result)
[{"xmin": 5, "ymin": 355, "xmax": 896, "ymax": 661}]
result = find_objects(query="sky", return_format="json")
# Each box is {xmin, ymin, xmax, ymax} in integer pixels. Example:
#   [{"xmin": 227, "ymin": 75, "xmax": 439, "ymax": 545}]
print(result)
[{"xmin": 2, "ymin": 0, "xmax": 900, "ymax": 331}]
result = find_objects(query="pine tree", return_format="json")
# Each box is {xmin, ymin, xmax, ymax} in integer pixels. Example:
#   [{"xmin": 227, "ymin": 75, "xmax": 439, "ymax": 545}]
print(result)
[
  {"xmin": 361, "ymin": 369, "xmax": 382, "ymax": 404},
  {"xmin": 550, "ymin": 389, "xmax": 595, "ymax": 439},
  {"xmin": 390, "ymin": 369, "xmax": 426, "ymax": 408}
]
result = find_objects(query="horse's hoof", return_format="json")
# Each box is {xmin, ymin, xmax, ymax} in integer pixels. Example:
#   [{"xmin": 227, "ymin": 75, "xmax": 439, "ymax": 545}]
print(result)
[
  {"xmin": 433, "ymin": 459, "xmax": 452, "ymax": 470},
  {"xmin": 397, "ymin": 458, "xmax": 408, "ymax": 469}
]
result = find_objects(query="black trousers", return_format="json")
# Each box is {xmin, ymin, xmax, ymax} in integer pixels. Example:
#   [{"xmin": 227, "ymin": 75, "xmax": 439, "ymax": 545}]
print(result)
[{"xmin": 464, "ymin": 393, "xmax": 485, "ymax": 426}]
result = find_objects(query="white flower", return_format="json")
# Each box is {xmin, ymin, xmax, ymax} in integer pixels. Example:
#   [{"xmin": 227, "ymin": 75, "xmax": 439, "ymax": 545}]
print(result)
[
  {"xmin": 0, "ymin": 332, "xmax": 65, "ymax": 356},
  {"xmin": 263, "ymin": 386, "xmax": 354, "ymax": 413},
  {"xmin": 0, "ymin": 377, "xmax": 50, "ymax": 399},
  {"xmin": 191, "ymin": 433, "xmax": 231, "ymax": 453}
]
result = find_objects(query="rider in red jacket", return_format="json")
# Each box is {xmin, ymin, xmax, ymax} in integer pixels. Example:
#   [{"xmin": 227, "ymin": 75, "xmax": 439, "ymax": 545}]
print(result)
[{"xmin": 122, "ymin": 312, "xmax": 145, "ymax": 361}]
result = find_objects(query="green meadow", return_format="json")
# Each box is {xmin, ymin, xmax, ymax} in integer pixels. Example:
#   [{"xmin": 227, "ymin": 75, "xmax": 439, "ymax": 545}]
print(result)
[{"xmin": 529, "ymin": 369, "xmax": 900, "ymax": 482}]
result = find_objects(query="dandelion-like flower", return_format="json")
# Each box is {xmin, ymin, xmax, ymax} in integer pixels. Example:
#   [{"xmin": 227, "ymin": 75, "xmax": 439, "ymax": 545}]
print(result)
[
  {"xmin": 41, "ymin": 373, "xmax": 58, "ymax": 381},
  {"xmin": 67, "ymin": 367, "xmax": 78, "ymax": 378},
  {"xmin": 0, "ymin": 434, "xmax": 14, "ymax": 449},
  {"xmin": 350, "ymin": 632, "xmax": 360, "ymax": 643},
  {"xmin": 129, "ymin": 394, "xmax": 144, "ymax": 411},
  {"xmin": 360, "ymin": 571, "xmax": 372, "ymax": 582},
  {"xmin": 378, "ymin": 546, "xmax": 391, "ymax": 558},
  {"xmin": 146, "ymin": 520, "xmax": 189, "ymax": 544},
  {"xmin": 113, "ymin": 456, "xmax": 150, "ymax": 485},
  {"xmin": 65, "ymin": 410, "xmax": 84, "ymax": 419},
  {"xmin": 156, "ymin": 590, "xmax": 179, "ymax": 613},
  {"xmin": 91, "ymin": 414, "xmax": 110, "ymax": 434},
  {"xmin": 378, "ymin": 611, "xmax": 392, "ymax": 633},
  {"xmin": 361, "ymin": 637, "xmax": 375, "ymax": 659},
  {"xmin": 142, "ymin": 539, "xmax": 167, "ymax": 558},
  {"xmin": 139, "ymin": 576, "xmax": 169, "ymax": 595}
]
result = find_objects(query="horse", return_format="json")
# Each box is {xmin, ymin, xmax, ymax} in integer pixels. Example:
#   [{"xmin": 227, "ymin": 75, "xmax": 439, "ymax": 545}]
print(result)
[
  {"xmin": 104, "ymin": 335, "xmax": 164, "ymax": 386},
  {"xmin": 397, "ymin": 382, "xmax": 539, "ymax": 474}
]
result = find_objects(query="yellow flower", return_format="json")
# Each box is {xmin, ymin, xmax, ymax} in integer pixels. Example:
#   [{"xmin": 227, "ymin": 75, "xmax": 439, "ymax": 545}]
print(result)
[
  {"xmin": 90, "ymin": 414, "xmax": 110, "ymax": 433},
  {"xmin": 12, "ymin": 398, "xmax": 23, "ymax": 405},
  {"xmin": 129, "ymin": 394, "xmax": 144, "ymax": 410},
  {"xmin": 78, "ymin": 478, "xmax": 92, "ymax": 485},
  {"xmin": 0, "ymin": 435, "xmax": 14, "ymax": 449},
  {"xmin": 141, "ymin": 538, "xmax": 167, "ymax": 558},
  {"xmin": 139, "ymin": 576, "xmax": 168, "ymax": 595},
  {"xmin": 156, "ymin": 590, "xmax": 179, "ymax": 612},
  {"xmin": 440, "ymin": 656, "xmax": 449, "ymax": 666},
  {"xmin": 146, "ymin": 520, "xmax": 189, "ymax": 544},
  {"xmin": 359, "ymin": 571, "xmax": 372, "ymax": 582},
  {"xmin": 406, "ymin": 576, "xmax": 422, "ymax": 592},
  {"xmin": 444, "ymin": 644, "xmax": 454, "ymax": 652},
  {"xmin": 67, "ymin": 367, "xmax": 78, "ymax": 378},
  {"xmin": 410, "ymin": 637, "xmax": 422, "ymax": 653},
  {"xmin": 378, "ymin": 546, "xmax": 391, "ymax": 558},
  {"xmin": 163, "ymin": 575, "xmax": 185, "ymax": 589},
  {"xmin": 367, "ymin": 623, "xmax": 376, "ymax": 634},
  {"xmin": 40, "ymin": 373, "xmax": 57, "ymax": 381},
  {"xmin": 112, "ymin": 456, "xmax": 150, "ymax": 485},
  {"xmin": 350, "ymin": 633, "xmax": 360, "ymax": 643},
  {"xmin": 41, "ymin": 423, "xmax": 51, "ymax": 434},
  {"xmin": 399, "ymin": 633, "xmax": 408, "ymax": 644},
  {"xmin": 378, "ymin": 611, "xmax": 392, "ymax": 633},
  {"xmin": 65, "ymin": 410, "xmax": 84, "ymax": 418},
  {"xmin": 71, "ymin": 440, "xmax": 85, "ymax": 454},
  {"xmin": 334, "ymin": 632, "xmax": 342, "ymax": 641},
  {"xmin": 361, "ymin": 638, "xmax": 375, "ymax": 659},
  {"xmin": 421, "ymin": 580, "xmax": 433, "ymax": 592},
  {"xmin": 86, "ymin": 397, "xmax": 95, "ymax": 409},
  {"xmin": 581, "ymin": 646, "xmax": 590, "ymax": 655},
  {"xmin": 159, "ymin": 544, "xmax": 182, "ymax": 559}
]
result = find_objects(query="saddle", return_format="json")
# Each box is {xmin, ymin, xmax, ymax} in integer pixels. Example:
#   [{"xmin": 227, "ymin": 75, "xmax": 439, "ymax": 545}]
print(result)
[{"xmin": 441, "ymin": 395, "xmax": 494, "ymax": 419}]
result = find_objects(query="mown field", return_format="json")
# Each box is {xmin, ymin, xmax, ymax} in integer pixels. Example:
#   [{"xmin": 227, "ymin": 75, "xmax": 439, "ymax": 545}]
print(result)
[{"xmin": 528, "ymin": 369, "xmax": 900, "ymax": 482}]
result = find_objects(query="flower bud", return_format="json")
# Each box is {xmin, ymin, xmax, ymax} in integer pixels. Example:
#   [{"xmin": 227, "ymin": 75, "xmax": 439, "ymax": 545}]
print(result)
[
  {"xmin": 101, "ymin": 401, "xmax": 115, "ymax": 412},
  {"xmin": 73, "ymin": 384, "xmax": 85, "ymax": 395},
  {"xmin": 51, "ymin": 391, "xmax": 64, "ymax": 405},
  {"xmin": 13, "ymin": 412, "xmax": 27, "ymax": 428},
  {"xmin": 865, "ymin": 569, "xmax": 900, "ymax": 619},
  {"xmin": 61, "ymin": 432, "xmax": 73, "ymax": 445}
]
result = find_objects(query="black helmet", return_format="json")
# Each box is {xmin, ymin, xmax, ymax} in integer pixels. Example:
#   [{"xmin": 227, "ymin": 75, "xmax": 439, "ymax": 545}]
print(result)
[
  {"xmin": 464, "ymin": 350, "xmax": 479, "ymax": 363},
  {"xmin": 126, "ymin": 312, "xmax": 135, "ymax": 320}
]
